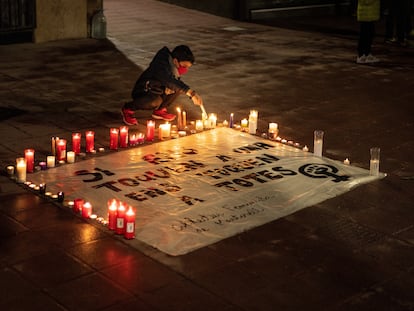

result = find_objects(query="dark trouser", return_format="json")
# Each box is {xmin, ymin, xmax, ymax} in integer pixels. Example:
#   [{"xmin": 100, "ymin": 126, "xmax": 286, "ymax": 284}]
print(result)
[
  {"xmin": 358, "ymin": 22, "xmax": 375, "ymax": 56},
  {"xmin": 385, "ymin": 0, "xmax": 410, "ymax": 41},
  {"xmin": 123, "ymin": 91, "xmax": 180, "ymax": 111}
]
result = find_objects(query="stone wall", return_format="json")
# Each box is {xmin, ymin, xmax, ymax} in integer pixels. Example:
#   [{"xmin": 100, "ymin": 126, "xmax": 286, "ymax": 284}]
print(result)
[{"xmin": 34, "ymin": 0, "xmax": 102, "ymax": 43}]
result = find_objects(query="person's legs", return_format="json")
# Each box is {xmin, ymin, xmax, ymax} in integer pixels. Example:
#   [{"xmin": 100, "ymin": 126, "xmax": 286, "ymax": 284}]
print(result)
[
  {"xmin": 385, "ymin": 0, "xmax": 396, "ymax": 40},
  {"xmin": 366, "ymin": 21, "xmax": 375, "ymax": 55},
  {"xmin": 124, "ymin": 92, "xmax": 163, "ymax": 111},
  {"xmin": 152, "ymin": 92, "xmax": 180, "ymax": 121},
  {"xmin": 158, "ymin": 92, "xmax": 180, "ymax": 110},
  {"xmin": 395, "ymin": 0, "xmax": 407, "ymax": 43},
  {"xmin": 358, "ymin": 22, "xmax": 370, "ymax": 57},
  {"xmin": 357, "ymin": 22, "xmax": 379, "ymax": 63},
  {"xmin": 121, "ymin": 92, "xmax": 163, "ymax": 125}
]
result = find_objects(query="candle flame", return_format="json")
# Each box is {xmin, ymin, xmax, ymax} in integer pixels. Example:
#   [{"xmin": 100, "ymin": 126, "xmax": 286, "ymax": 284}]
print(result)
[{"xmin": 126, "ymin": 206, "xmax": 135, "ymax": 216}]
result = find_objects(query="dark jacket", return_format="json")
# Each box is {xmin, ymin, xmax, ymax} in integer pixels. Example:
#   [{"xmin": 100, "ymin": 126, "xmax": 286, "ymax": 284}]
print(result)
[{"xmin": 132, "ymin": 46, "xmax": 190, "ymax": 98}]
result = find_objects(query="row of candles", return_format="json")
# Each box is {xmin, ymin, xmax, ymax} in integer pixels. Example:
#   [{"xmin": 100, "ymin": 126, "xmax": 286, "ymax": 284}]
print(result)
[
  {"xmin": 71, "ymin": 198, "xmax": 136, "ymax": 239},
  {"xmin": 21, "ymin": 180, "xmax": 136, "ymax": 240},
  {"xmin": 7, "ymin": 109, "xmax": 381, "ymax": 183},
  {"xmin": 9, "ymin": 115, "xmax": 219, "ymax": 183}
]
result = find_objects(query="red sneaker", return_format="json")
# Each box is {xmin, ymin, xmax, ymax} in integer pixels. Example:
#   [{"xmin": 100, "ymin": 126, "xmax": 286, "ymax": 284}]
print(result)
[
  {"xmin": 152, "ymin": 108, "xmax": 176, "ymax": 121},
  {"xmin": 121, "ymin": 108, "xmax": 138, "ymax": 125}
]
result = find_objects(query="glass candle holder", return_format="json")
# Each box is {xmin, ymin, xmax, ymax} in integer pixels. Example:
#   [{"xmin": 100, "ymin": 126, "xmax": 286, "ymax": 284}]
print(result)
[
  {"xmin": 369, "ymin": 147, "xmax": 380, "ymax": 176},
  {"xmin": 313, "ymin": 130, "xmax": 324, "ymax": 157}
]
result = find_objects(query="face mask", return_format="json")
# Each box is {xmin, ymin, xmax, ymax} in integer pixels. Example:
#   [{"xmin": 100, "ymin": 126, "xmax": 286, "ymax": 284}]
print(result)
[{"xmin": 177, "ymin": 66, "xmax": 188, "ymax": 75}]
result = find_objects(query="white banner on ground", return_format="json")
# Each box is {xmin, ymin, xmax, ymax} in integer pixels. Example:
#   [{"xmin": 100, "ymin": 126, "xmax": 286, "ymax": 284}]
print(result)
[{"xmin": 28, "ymin": 128, "xmax": 384, "ymax": 256}]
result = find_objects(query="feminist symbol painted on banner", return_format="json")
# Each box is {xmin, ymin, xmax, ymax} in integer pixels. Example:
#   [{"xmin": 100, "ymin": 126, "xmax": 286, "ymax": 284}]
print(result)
[{"xmin": 299, "ymin": 163, "xmax": 350, "ymax": 183}]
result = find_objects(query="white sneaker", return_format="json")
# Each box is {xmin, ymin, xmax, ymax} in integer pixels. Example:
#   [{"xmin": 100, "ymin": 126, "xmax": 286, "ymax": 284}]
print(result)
[
  {"xmin": 365, "ymin": 54, "xmax": 380, "ymax": 63},
  {"xmin": 356, "ymin": 55, "xmax": 367, "ymax": 64}
]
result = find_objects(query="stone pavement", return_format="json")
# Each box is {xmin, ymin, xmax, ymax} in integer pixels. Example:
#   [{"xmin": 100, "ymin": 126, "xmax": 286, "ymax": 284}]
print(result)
[{"xmin": 1, "ymin": 0, "xmax": 414, "ymax": 310}]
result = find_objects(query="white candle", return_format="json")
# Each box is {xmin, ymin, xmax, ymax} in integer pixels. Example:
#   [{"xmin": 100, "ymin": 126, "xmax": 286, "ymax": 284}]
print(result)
[
  {"xmin": 47, "ymin": 155, "xmax": 56, "ymax": 168},
  {"xmin": 209, "ymin": 113, "xmax": 217, "ymax": 128},
  {"xmin": 241, "ymin": 118, "xmax": 248, "ymax": 129},
  {"xmin": 269, "ymin": 123, "xmax": 278, "ymax": 133},
  {"xmin": 313, "ymin": 130, "xmax": 324, "ymax": 157},
  {"xmin": 268, "ymin": 122, "xmax": 279, "ymax": 139},
  {"xmin": 195, "ymin": 120, "xmax": 203, "ymax": 131},
  {"xmin": 176, "ymin": 107, "xmax": 182, "ymax": 129},
  {"xmin": 182, "ymin": 111, "xmax": 187, "ymax": 128},
  {"xmin": 302, "ymin": 145, "xmax": 309, "ymax": 152},
  {"xmin": 16, "ymin": 157, "xmax": 27, "ymax": 183},
  {"xmin": 158, "ymin": 123, "xmax": 171, "ymax": 139},
  {"xmin": 344, "ymin": 158, "xmax": 350, "ymax": 165},
  {"xmin": 7, "ymin": 165, "xmax": 14, "ymax": 176},
  {"xmin": 67, "ymin": 151, "xmax": 75, "ymax": 163},
  {"xmin": 370, "ymin": 147, "xmax": 380, "ymax": 176}
]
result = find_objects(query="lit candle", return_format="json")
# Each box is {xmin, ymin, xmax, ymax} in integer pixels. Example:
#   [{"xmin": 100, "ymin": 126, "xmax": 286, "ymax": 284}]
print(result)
[
  {"xmin": 229, "ymin": 113, "xmax": 234, "ymax": 128},
  {"xmin": 73, "ymin": 198, "xmax": 84, "ymax": 214},
  {"xmin": 195, "ymin": 120, "xmax": 203, "ymax": 131},
  {"xmin": 66, "ymin": 151, "xmax": 75, "ymax": 163},
  {"xmin": 176, "ymin": 107, "xmax": 182, "ymax": 130},
  {"xmin": 85, "ymin": 131, "xmax": 95, "ymax": 153},
  {"xmin": 313, "ymin": 130, "xmax": 324, "ymax": 157},
  {"xmin": 57, "ymin": 191, "xmax": 64, "ymax": 203},
  {"xmin": 248, "ymin": 110, "xmax": 258, "ymax": 134},
  {"xmin": 222, "ymin": 120, "xmax": 228, "ymax": 127},
  {"xmin": 203, "ymin": 118, "xmax": 211, "ymax": 129},
  {"xmin": 370, "ymin": 147, "xmax": 380, "ymax": 176},
  {"xmin": 344, "ymin": 158, "xmax": 350, "ymax": 165},
  {"xmin": 6, "ymin": 165, "xmax": 14, "ymax": 176},
  {"xmin": 209, "ymin": 113, "xmax": 217, "ymax": 128},
  {"xmin": 146, "ymin": 120, "xmax": 155, "ymax": 141},
  {"xmin": 72, "ymin": 133, "xmax": 81, "ymax": 154},
  {"xmin": 129, "ymin": 133, "xmax": 137, "ymax": 146},
  {"xmin": 82, "ymin": 202, "xmax": 92, "ymax": 218},
  {"xmin": 119, "ymin": 126, "xmax": 128, "ymax": 148},
  {"xmin": 158, "ymin": 123, "xmax": 171, "ymax": 140},
  {"xmin": 268, "ymin": 123, "xmax": 279, "ymax": 140},
  {"xmin": 107, "ymin": 199, "xmax": 118, "ymax": 230},
  {"xmin": 56, "ymin": 139, "xmax": 67, "ymax": 162},
  {"xmin": 241, "ymin": 118, "xmax": 248, "ymax": 129},
  {"xmin": 137, "ymin": 133, "xmax": 145, "ymax": 144},
  {"xmin": 124, "ymin": 206, "xmax": 136, "ymax": 240},
  {"xmin": 16, "ymin": 157, "xmax": 26, "ymax": 183},
  {"xmin": 39, "ymin": 161, "xmax": 47, "ymax": 170},
  {"xmin": 109, "ymin": 128, "xmax": 119, "ymax": 150},
  {"xmin": 24, "ymin": 149, "xmax": 35, "ymax": 173},
  {"xmin": 115, "ymin": 202, "xmax": 126, "ymax": 235},
  {"xmin": 39, "ymin": 183, "xmax": 46, "ymax": 195},
  {"xmin": 302, "ymin": 145, "xmax": 309, "ymax": 152},
  {"xmin": 47, "ymin": 155, "xmax": 56, "ymax": 168}
]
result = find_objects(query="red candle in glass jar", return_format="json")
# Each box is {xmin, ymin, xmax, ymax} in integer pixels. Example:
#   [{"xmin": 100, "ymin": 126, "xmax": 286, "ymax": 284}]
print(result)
[
  {"xmin": 124, "ymin": 206, "xmax": 136, "ymax": 239},
  {"xmin": 109, "ymin": 128, "xmax": 119, "ymax": 150},
  {"xmin": 85, "ymin": 131, "xmax": 95, "ymax": 153},
  {"xmin": 56, "ymin": 139, "xmax": 67, "ymax": 161},
  {"xmin": 115, "ymin": 202, "xmax": 126, "ymax": 235},
  {"xmin": 82, "ymin": 201, "xmax": 92, "ymax": 218},
  {"xmin": 73, "ymin": 198, "xmax": 84, "ymax": 213},
  {"xmin": 129, "ymin": 134, "xmax": 137, "ymax": 146},
  {"xmin": 107, "ymin": 199, "xmax": 118, "ymax": 230},
  {"xmin": 72, "ymin": 133, "xmax": 81, "ymax": 154},
  {"xmin": 146, "ymin": 120, "xmax": 155, "ymax": 141},
  {"xmin": 137, "ymin": 133, "xmax": 145, "ymax": 144},
  {"xmin": 119, "ymin": 126, "xmax": 128, "ymax": 148},
  {"xmin": 24, "ymin": 149, "xmax": 35, "ymax": 173}
]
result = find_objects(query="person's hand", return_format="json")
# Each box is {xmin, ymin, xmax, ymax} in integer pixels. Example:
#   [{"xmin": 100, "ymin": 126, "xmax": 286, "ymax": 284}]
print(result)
[{"xmin": 191, "ymin": 93, "xmax": 203, "ymax": 106}]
